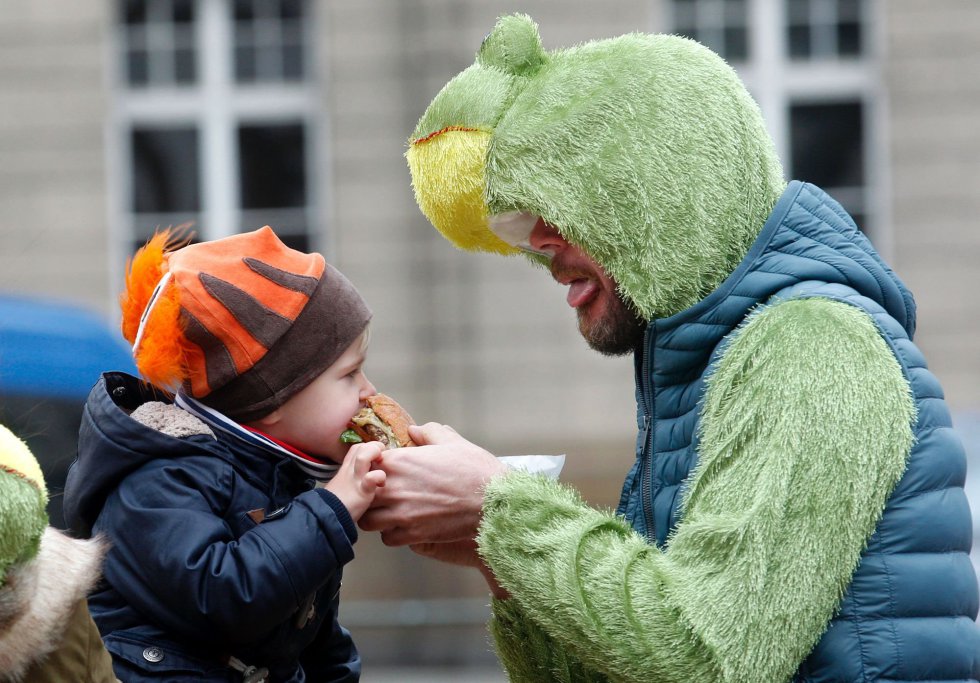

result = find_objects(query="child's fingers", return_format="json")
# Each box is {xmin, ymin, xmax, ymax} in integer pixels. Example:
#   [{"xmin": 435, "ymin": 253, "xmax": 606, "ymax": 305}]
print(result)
[
  {"xmin": 365, "ymin": 469, "xmax": 386, "ymax": 488},
  {"xmin": 347, "ymin": 440, "xmax": 383, "ymax": 462},
  {"xmin": 349, "ymin": 442, "xmax": 384, "ymax": 475}
]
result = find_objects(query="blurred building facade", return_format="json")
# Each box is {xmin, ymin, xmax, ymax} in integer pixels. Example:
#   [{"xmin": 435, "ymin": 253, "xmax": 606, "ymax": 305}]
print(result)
[{"xmin": 0, "ymin": 0, "xmax": 978, "ymax": 672}]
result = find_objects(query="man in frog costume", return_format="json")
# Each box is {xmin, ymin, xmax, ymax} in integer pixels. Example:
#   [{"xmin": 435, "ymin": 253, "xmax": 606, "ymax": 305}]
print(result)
[{"xmin": 362, "ymin": 14, "xmax": 980, "ymax": 681}]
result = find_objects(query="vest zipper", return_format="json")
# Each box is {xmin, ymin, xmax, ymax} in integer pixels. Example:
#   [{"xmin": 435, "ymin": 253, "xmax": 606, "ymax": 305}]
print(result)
[
  {"xmin": 640, "ymin": 414, "xmax": 653, "ymax": 541},
  {"xmin": 638, "ymin": 322, "xmax": 656, "ymax": 543}
]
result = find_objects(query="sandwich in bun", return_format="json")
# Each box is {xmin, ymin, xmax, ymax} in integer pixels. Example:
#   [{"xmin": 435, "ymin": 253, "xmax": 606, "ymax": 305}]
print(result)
[{"xmin": 341, "ymin": 394, "xmax": 416, "ymax": 448}]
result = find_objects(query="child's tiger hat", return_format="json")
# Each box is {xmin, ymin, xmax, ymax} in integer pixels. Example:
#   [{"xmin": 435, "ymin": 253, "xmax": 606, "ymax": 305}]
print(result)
[{"xmin": 120, "ymin": 226, "xmax": 371, "ymax": 422}]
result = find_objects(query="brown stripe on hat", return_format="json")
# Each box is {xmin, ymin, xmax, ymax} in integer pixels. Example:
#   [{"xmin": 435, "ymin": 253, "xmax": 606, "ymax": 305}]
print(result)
[
  {"xmin": 182, "ymin": 309, "xmax": 238, "ymax": 397},
  {"xmin": 245, "ymin": 257, "xmax": 318, "ymax": 296},
  {"xmin": 199, "ymin": 272, "xmax": 292, "ymax": 349}
]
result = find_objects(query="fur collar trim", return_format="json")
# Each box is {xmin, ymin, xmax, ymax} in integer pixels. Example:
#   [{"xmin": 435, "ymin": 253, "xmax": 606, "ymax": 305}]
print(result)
[
  {"xmin": 0, "ymin": 528, "xmax": 106, "ymax": 680},
  {"xmin": 130, "ymin": 400, "xmax": 215, "ymax": 439}
]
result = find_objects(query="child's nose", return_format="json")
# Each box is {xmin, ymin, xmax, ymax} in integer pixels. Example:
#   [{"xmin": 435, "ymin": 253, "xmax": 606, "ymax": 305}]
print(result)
[{"xmin": 361, "ymin": 376, "xmax": 377, "ymax": 398}]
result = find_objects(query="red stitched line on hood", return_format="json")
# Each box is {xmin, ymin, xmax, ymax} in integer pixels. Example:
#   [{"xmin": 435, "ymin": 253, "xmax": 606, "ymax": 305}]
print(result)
[{"xmin": 412, "ymin": 125, "xmax": 481, "ymax": 145}]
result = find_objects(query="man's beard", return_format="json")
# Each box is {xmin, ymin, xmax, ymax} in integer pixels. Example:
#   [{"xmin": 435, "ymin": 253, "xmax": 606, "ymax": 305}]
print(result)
[{"xmin": 578, "ymin": 293, "xmax": 647, "ymax": 356}]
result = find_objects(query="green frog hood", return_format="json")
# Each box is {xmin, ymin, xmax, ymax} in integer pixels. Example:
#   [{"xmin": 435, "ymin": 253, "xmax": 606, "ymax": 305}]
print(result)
[{"xmin": 407, "ymin": 14, "xmax": 786, "ymax": 320}]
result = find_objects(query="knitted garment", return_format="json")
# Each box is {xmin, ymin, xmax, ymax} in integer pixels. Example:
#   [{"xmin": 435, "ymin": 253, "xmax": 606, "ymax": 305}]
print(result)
[{"xmin": 121, "ymin": 226, "xmax": 371, "ymax": 422}]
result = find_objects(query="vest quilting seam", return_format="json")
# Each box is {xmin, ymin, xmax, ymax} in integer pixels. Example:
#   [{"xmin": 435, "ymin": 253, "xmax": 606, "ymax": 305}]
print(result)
[
  {"xmin": 779, "ymin": 223, "xmax": 860, "ymax": 289},
  {"xmin": 791, "ymin": 201, "xmax": 898, "ymax": 314},
  {"xmin": 880, "ymin": 553, "xmax": 904, "ymax": 673},
  {"xmin": 800, "ymin": 186, "xmax": 913, "ymax": 334},
  {"xmin": 887, "ymin": 484, "xmax": 966, "ymax": 505}
]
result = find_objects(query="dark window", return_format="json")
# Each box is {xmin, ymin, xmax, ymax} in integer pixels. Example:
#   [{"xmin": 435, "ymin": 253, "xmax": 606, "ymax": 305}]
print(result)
[
  {"xmin": 786, "ymin": 0, "xmax": 865, "ymax": 60},
  {"xmin": 673, "ymin": 0, "xmax": 750, "ymax": 62},
  {"xmin": 276, "ymin": 232, "xmax": 310, "ymax": 253},
  {"xmin": 121, "ymin": 0, "xmax": 197, "ymax": 87},
  {"xmin": 172, "ymin": 0, "xmax": 193, "ymax": 24},
  {"xmin": 282, "ymin": 27, "xmax": 305, "ymax": 79},
  {"xmin": 127, "ymin": 49, "xmax": 150, "ymax": 85},
  {"xmin": 280, "ymin": 0, "xmax": 302, "ymax": 20},
  {"xmin": 788, "ymin": 25, "xmax": 811, "ymax": 59},
  {"xmin": 123, "ymin": 0, "xmax": 146, "ymax": 24},
  {"xmin": 132, "ymin": 127, "xmax": 201, "ymax": 213},
  {"xmin": 175, "ymin": 47, "xmax": 196, "ymax": 83},
  {"xmin": 235, "ymin": 45, "xmax": 257, "ymax": 81},
  {"xmin": 836, "ymin": 0, "xmax": 862, "ymax": 57},
  {"xmin": 790, "ymin": 101, "xmax": 864, "ymax": 189},
  {"xmin": 790, "ymin": 100, "xmax": 866, "ymax": 229},
  {"xmin": 233, "ymin": 0, "xmax": 307, "ymax": 83},
  {"xmin": 234, "ymin": 0, "xmax": 255, "ymax": 21},
  {"xmin": 238, "ymin": 123, "xmax": 306, "ymax": 209},
  {"xmin": 723, "ymin": 26, "xmax": 748, "ymax": 61},
  {"xmin": 238, "ymin": 123, "xmax": 308, "ymax": 247}
]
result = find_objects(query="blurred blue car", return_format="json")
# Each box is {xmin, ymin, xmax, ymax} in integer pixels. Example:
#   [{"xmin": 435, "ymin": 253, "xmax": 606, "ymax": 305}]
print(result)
[{"xmin": 0, "ymin": 294, "xmax": 135, "ymax": 528}]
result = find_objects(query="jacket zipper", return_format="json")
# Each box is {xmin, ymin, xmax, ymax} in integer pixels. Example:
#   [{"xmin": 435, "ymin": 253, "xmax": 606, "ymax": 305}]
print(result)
[{"xmin": 638, "ymin": 322, "xmax": 656, "ymax": 543}]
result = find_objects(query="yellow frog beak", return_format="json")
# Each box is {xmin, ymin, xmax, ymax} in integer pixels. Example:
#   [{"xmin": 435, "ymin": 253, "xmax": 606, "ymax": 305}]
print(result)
[
  {"xmin": 407, "ymin": 127, "xmax": 519, "ymax": 255},
  {"xmin": 0, "ymin": 424, "xmax": 46, "ymax": 496}
]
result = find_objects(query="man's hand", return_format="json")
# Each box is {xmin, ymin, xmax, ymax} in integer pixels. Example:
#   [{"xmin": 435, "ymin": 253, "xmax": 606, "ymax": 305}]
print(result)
[{"xmin": 358, "ymin": 422, "xmax": 508, "ymax": 547}]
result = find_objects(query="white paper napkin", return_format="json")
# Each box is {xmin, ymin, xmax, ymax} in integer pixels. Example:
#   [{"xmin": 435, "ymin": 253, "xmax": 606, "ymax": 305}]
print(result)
[{"xmin": 497, "ymin": 454, "xmax": 566, "ymax": 479}]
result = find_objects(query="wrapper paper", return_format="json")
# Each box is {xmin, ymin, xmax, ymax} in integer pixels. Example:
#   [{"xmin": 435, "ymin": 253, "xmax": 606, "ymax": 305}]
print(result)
[{"xmin": 497, "ymin": 454, "xmax": 565, "ymax": 479}]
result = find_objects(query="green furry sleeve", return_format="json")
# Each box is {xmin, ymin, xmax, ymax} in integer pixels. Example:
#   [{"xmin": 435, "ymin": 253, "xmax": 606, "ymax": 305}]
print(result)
[{"xmin": 478, "ymin": 298, "xmax": 915, "ymax": 682}]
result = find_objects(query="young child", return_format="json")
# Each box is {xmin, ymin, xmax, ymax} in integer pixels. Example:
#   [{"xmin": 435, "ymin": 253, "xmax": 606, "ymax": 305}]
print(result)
[{"xmin": 63, "ymin": 226, "xmax": 385, "ymax": 682}]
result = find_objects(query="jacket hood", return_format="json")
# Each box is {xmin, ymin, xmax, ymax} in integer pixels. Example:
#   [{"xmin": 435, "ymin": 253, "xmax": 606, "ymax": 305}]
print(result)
[
  {"xmin": 65, "ymin": 373, "xmax": 233, "ymax": 537},
  {"xmin": 407, "ymin": 14, "xmax": 786, "ymax": 320}
]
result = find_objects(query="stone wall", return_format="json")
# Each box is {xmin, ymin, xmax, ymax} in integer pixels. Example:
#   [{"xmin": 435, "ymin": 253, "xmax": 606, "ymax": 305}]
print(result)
[{"xmin": 0, "ymin": 2, "xmax": 110, "ymax": 311}]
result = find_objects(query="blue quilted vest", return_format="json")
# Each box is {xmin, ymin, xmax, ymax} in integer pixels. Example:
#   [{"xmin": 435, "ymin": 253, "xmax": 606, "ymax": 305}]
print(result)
[{"xmin": 616, "ymin": 181, "xmax": 980, "ymax": 680}]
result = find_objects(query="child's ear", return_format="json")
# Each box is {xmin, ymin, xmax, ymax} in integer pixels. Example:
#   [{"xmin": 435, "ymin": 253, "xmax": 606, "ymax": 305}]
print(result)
[{"xmin": 252, "ymin": 408, "xmax": 283, "ymax": 428}]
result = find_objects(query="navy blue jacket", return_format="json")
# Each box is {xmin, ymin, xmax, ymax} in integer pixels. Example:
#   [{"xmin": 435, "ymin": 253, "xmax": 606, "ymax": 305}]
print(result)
[{"xmin": 64, "ymin": 372, "xmax": 361, "ymax": 682}]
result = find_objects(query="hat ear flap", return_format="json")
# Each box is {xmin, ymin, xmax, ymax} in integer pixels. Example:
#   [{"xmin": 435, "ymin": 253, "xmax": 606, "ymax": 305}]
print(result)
[{"xmin": 120, "ymin": 229, "xmax": 201, "ymax": 392}]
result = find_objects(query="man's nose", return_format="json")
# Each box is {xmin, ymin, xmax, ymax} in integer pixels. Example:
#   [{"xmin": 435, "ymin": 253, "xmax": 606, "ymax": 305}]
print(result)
[{"xmin": 528, "ymin": 218, "xmax": 567, "ymax": 256}]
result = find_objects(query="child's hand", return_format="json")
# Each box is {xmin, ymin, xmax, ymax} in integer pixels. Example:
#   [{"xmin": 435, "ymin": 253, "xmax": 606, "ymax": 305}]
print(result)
[{"xmin": 323, "ymin": 441, "xmax": 386, "ymax": 521}]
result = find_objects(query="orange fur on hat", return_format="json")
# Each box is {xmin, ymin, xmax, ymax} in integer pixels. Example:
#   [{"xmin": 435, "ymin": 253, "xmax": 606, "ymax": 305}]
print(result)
[{"xmin": 120, "ymin": 228, "xmax": 200, "ymax": 393}]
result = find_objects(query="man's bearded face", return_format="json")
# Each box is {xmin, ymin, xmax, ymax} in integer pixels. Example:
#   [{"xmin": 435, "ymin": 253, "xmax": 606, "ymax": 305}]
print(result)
[
  {"xmin": 529, "ymin": 218, "xmax": 647, "ymax": 355},
  {"xmin": 576, "ymin": 288, "xmax": 646, "ymax": 356}
]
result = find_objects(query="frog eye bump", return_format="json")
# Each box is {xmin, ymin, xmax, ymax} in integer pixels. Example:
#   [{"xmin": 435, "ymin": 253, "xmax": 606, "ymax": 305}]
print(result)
[{"xmin": 477, "ymin": 13, "xmax": 546, "ymax": 77}]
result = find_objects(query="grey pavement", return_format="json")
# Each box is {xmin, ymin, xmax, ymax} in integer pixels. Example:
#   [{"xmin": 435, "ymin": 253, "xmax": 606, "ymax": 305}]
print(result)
[{"xmin": 364, "ymin": 667, "xmax": 507, "ymax": 682}]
